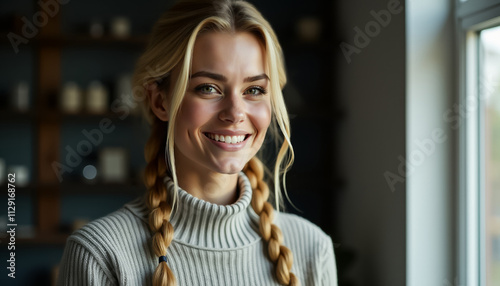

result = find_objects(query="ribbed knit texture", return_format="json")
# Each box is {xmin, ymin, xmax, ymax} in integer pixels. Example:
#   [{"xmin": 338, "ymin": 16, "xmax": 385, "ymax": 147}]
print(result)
[{"xmin": 57, "ymin": 172, "xmax": 338, "ymax": 285}]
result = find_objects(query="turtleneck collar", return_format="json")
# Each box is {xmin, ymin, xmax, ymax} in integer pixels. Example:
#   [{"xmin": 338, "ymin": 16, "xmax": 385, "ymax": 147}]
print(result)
[{"xmin": 126, "ymin": 172, "xmax": 262, "ymax": 249}]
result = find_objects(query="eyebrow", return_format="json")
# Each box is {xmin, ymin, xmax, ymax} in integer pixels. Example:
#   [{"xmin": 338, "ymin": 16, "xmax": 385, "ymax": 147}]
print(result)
[
  {"xmin": 190, "ymin": 71, "xmax": 269, "ymax": 83},
  {"xmin": 244, "ymin": 74, "xmax": 270, "ymax": 83}
]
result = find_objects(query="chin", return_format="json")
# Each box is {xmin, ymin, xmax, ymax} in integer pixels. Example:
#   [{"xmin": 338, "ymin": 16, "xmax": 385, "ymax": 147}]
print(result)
[
  {"xmin": 213, "ymin": 162, "xmax": 246, "ymax": 175},
  {"xmin": 216, "ymin": 167, "xmax": 244, "ymax": 175}
]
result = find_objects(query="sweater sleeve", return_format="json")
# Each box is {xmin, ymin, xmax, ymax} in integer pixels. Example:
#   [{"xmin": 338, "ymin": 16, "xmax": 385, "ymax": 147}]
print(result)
[
  {"xmin": 57, "ymin": 238, "xmax": 117, "ymax": 286},
  {"xmin": 320, "ymin": 236, "xmax": 338, "ymax": 286}
]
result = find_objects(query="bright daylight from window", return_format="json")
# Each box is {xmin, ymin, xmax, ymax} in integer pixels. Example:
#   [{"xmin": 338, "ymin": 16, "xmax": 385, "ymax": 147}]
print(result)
[{"xmin": 480, "ymin": 25, "xmax": 500, "ymax": 286}]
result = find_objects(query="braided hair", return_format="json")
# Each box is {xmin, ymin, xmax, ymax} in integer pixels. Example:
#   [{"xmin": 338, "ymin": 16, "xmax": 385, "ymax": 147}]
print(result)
[
  {"xmin": 244, "ymin": 157, "xmax": 298, "ymax": 285},
  {"xmin": 143, "ymin": 118, "xmax": 176, "ymax": 285}
]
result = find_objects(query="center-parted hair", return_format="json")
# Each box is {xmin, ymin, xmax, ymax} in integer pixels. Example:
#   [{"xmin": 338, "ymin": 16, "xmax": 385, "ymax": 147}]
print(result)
[{"xmin": 132, "ymin": 0, "xmax": 296, "ymax": 285}]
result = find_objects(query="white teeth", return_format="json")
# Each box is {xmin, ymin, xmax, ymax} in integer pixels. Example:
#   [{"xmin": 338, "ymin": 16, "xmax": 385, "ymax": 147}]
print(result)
[{"xmin": 207, "ymin": 133, "xmax": 246, "ymax": 144}]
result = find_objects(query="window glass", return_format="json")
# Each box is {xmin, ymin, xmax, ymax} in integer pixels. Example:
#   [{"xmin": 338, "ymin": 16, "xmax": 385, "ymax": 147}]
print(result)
[{"xmin": 480, "ymin": 25, "xmax": 500, "ymax": 286}]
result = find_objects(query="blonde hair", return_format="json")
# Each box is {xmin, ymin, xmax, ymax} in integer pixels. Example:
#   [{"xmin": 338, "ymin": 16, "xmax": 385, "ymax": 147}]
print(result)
[{"xmin": 132, "ymin": 0, "xmax": 296, "ymax": 285}]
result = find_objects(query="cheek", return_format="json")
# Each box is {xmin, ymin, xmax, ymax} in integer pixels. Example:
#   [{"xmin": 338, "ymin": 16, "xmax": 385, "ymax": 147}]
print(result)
[
  {"xmin": 249, "ymin": 101, "xmax": 272, "ymax": 134},
  {"xmin": 177, "ymin": 98, "xmax": 215, "ymax": 130}
]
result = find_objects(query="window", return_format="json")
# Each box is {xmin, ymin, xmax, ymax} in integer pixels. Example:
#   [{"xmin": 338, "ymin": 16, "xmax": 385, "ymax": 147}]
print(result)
[
  {"xmin": 458, "ymin": 1, "xmax": 500, "ymax": 285},
  {"xmin": 479, "ymin": 25, "xmax": 500, "ymax": 286}
]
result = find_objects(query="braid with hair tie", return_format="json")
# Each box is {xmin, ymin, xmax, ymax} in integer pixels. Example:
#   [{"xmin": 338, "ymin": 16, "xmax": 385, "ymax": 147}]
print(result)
[
  {"xmin": 244, "ymin": 157, "xmax": 300, "ymax": 286},
  {"xmin": 143, "ymin": 118, "xmax": 177, "ymax": 286}
]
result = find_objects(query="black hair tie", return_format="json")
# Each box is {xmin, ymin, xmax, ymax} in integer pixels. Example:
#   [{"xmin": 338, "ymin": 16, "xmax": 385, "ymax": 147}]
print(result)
[{"xmin": 159, "ymin": 256, "xmax": 168, "ymax": 264}]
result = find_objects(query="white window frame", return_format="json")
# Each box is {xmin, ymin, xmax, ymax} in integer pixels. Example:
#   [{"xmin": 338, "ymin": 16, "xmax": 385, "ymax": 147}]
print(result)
[{"xmin": 456, "ymin": 1, "xmax": 500, "ymax": 285}]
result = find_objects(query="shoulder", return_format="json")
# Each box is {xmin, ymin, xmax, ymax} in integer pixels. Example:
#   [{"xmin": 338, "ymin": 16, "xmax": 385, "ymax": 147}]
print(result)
[
  {"xmin": 66, "ymin": 197, "xmax": 150, "ymax": 258},
  {"xmin": 275, "ymin": 212, "xmax": 334, "ymax": 260},
  {"xmin": 58, "ymin": 198, "xmax": 153, "ymax": 285},
  {"xmin": 275, "ymin": 212, "xmax": 338, "ymax": 285},
  {"xmin": 276, "ymin": 212, "xmax": 332, "ymax": 245}
]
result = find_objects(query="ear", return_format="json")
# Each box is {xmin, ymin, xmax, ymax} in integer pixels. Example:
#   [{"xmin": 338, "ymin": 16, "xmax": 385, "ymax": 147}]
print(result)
[{"xmin": 147, "ymin": 82, "xmax": 169, "ymax": 121}]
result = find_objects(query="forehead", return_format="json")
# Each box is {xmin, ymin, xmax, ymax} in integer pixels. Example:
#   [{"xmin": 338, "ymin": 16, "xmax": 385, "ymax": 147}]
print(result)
[{"xmin": 191, "ymin": 31, "xmax": 266, "ymax": 74}]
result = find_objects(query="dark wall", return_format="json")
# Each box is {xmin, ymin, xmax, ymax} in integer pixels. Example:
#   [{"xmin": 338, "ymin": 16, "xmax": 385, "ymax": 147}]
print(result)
[{"xmin": 335, "ymin": 0, "xmax": 406, "ymax": 285}]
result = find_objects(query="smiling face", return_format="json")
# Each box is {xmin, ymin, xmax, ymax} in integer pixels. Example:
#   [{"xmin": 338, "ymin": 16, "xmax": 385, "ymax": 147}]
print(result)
[{"xmin": 172, "ymin": 31, "xmax": 272, "ymax": 177}]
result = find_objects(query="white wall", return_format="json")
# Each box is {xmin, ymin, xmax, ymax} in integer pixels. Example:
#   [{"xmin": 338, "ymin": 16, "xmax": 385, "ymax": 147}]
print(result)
[
  {"xmin": 335, "ymin": 0, "xmax": 406, "ymax": 285},
  {"xmin": 407, "ymin": 0, "xmax": 456, "ymax": 285}
]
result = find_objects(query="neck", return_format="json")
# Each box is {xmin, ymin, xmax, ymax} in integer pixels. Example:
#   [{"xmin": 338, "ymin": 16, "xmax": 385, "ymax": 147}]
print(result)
[
  {"xmin": 177, "ymin": 172, "xmax": 239, "ymax": 205},
  {"xmin": 173, "ymin": 156, "xmax": 240, "ymax": 205},
  {"xmin": 159, "ymin": 172, "xmax": 262, "ymax": 249}
]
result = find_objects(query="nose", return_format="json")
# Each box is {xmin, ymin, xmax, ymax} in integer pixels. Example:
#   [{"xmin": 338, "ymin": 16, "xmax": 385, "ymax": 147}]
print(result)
[{"xmin": 218, "ymin": 94, "xmax": 245, "ymax": 124}]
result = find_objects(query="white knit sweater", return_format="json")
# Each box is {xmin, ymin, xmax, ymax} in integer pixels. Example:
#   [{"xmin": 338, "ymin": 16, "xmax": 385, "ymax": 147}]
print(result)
[{"xmin": 57, "ymin": 173, "xmax": 338, "ymax": 285}]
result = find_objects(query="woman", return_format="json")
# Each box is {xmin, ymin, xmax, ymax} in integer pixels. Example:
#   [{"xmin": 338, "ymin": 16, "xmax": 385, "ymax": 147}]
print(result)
[{"xmin": 58, "ymin": 0, "xmax": 337, "ymax": 285}]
